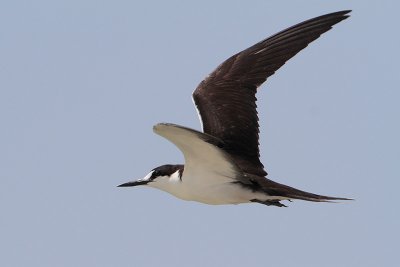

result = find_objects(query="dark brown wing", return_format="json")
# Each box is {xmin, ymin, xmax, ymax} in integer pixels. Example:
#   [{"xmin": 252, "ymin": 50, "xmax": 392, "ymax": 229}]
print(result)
[{"xmin": 192, "ymin": 10, "xmax": 350, "ymax": 176}]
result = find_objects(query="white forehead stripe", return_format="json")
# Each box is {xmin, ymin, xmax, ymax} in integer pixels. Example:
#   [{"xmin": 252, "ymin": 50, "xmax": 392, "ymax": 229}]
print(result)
[{"xmin": 142, "ymin": 170, "xmax": 155, "ymax": 181}]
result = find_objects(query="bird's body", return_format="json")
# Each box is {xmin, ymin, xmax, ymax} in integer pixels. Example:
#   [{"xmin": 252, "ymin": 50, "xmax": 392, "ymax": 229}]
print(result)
[
  {"xmin": 148, "ymin": 166, "xmax": 274, "ymax": 205},
  {"xmin": 148, "ymin": 125, "xmax": 287, "ymax": 205},
  {"xmin": 119, "ymin": 10, "xmax": 352, "ymax": 207}
]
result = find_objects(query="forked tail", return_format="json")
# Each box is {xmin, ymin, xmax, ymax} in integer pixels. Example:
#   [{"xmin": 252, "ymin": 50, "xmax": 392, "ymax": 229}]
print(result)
[
  {"xmin": 246, "ymin": 176, "xmax": 352, "ymax": 207},
  {"xmin": 266, "ymin": 178, "xmax": 352, "ymax": 202}
]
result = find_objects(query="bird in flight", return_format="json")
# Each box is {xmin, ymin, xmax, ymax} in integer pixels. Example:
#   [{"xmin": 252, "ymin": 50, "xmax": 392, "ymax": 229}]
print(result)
[{"xmin": 119, "ymin": 10, "xmax": 352, "ymax": 207}]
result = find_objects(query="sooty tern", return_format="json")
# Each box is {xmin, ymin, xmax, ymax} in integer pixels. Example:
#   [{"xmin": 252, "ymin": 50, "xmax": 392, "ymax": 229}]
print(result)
[{"xmin": 119, "ymin": 10, "xmax": 352, "ymax": 207}]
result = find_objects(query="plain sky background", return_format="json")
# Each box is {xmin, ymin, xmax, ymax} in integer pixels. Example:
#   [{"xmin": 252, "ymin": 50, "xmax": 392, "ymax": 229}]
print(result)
[{"xmin": 1, "ymin": 1, "xmax": 399, "ymax": 266}]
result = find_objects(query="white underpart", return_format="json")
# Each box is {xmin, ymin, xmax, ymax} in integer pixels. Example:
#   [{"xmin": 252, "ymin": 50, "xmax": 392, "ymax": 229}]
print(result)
[{"xmin": 150, "ymin": 123, "xmax": 279, "ymax": 205}]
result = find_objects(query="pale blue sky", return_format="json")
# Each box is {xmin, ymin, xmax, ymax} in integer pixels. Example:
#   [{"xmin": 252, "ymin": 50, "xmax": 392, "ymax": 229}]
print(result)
[{"xmin": 1, "ymin": 1, "xmax": 399, "ymax": 266}]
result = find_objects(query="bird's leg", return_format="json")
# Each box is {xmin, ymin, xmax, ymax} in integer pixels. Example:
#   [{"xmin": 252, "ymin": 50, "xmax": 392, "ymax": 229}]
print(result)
[{"xmin": 250, "ymin": 199, "xmax": 287, "ymax": 207}]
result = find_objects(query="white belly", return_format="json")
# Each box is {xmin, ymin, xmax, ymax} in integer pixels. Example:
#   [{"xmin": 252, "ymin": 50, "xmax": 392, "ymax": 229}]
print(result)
[{"xmin": 148, "ymin": 171, "xmax": 280, "ymax": 205}]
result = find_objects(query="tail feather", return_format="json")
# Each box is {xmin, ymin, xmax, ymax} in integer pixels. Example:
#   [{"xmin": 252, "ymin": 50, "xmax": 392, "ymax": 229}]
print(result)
[
  {"xmin": 247, "ymin": 175, "xmax": 353, "ymax": 203},
  {"xmin": 283, "ymin": 190, "xmax": 352, "ymax": 203}
]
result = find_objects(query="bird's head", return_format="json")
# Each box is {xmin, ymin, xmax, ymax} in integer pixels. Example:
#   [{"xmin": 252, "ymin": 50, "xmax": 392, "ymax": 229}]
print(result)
[{"xmin": 118, "ymin": 164, "xmax": 184, "ymax": 188}]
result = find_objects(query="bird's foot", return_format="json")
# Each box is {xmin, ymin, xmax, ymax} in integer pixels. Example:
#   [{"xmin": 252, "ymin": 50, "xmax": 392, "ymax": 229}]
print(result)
[{"xmin": 250, "ymin": 199, "xmax": 287, "ymax": 207}]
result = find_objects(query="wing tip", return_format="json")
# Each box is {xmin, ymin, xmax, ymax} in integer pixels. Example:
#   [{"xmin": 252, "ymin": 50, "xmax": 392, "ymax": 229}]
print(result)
[
  {"xmin": 324, "ymin": 10, "xmax": 352, "ymax": 25},
  {"xmin": 323, "ymin": 10, "xmax": 352, "ymax": 18}
]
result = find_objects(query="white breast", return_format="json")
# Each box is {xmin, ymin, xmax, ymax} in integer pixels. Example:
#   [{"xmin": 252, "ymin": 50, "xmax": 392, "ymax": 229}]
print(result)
[
  {"xmin": 151, "ymin": 123, "xmax": 279, "ymax": 204},
  {"xmin": 149, "ymin": 169, "xmax": 275, "ymax": 205}
]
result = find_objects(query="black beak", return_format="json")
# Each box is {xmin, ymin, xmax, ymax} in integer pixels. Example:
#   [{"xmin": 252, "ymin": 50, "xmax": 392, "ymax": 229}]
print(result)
[{"xmin": 117, "ymin": 180, "xmax": 149, "ymax": 187}]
